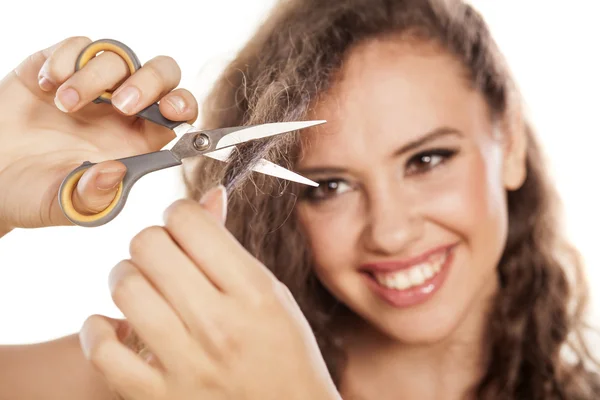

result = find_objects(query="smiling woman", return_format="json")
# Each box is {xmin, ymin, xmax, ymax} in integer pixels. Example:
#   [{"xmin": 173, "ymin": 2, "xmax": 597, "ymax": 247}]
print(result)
[
  {"xmin": 294, "ymin": 36, "xmax": 520, "ymax": 347},
  {"xmin": 184, "ymin": 0, "xmax": 600, "ymax": 398},
  {"xmin": 0, "ymin": 0, "xmax": 598, "ymax": 399}
]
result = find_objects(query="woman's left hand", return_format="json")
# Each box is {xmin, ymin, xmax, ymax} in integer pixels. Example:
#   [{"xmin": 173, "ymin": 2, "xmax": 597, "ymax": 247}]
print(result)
[{"xmin": 79, "ymin": 185, "xmax": 340, "ymax": 400}]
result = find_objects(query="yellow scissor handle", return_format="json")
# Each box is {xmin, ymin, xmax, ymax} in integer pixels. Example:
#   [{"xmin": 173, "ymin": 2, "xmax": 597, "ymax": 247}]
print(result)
[
  {"xmin": 59, "ymin": 162, "xmax": 125, "ymax": 227},
  {"xmin": 59, "ymin": 152, "xmax": 182, "ymax": 227},
  {"xmin": 59, "ymin": 40, "xmax": 188, "ymax": 228},
  {"xmin": 75, "ymin": 39, "xmax": 142, "ymax": 104},
  {"xmin": 74, "ymin": 38, "xmax": 182, "ymax": 130}
]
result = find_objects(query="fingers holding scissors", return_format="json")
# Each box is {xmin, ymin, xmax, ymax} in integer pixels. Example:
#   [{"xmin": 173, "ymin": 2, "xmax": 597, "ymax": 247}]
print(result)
[
  {"xmin": 40, "ymin": 38, "xmax": 199, "ymax": 221},
  {"xmin": 40, "ymin": 37, "xmax": 197, "ymax": 122},
  {"xmin": 107, "ymin": 55, "xmax": 198, "ymax": 122},
  {"xmin": 53, "ymin": 39, "xmax": 323, "ymax": 228},
  {"xmin": 44, "ymin": 37, "xmax": 130, "ymax": 112}
]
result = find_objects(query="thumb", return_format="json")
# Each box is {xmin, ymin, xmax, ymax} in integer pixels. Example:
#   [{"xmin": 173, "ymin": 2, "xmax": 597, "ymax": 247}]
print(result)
[
  {"xmin": 71, "ymin": 160, "xmax": 127, "ymax": 216},
  {"xmin": 199, "ymin": 185, "xmax": 227, "ymax": 224}
]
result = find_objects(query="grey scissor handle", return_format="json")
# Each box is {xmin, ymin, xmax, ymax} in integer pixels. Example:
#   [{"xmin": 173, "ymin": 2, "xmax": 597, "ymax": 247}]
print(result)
[{"xmin": 58, "ymin": 151, "xmax": 181, "ymax": 227}]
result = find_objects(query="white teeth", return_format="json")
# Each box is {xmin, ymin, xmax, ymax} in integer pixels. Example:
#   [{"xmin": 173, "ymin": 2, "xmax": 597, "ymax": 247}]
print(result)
[
  {"xmin": 422, "ymin": 264, "xmax": 434, "ymax": 279},
  {"xmin": 408, "ymin": 267, "xmax": 425, "ymax": 286},
  {"xmin": 394, "ymin": 273, "xmax": 411, "ymax": 290},
  {"xmin": 373, "ymin": 250, "xmax": 448, "ymax": 291}
]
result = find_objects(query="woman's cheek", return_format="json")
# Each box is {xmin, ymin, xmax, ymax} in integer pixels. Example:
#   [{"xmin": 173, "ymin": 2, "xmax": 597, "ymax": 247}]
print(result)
[
  {"xmin": 297, "ymin": 194, "xmax": 364, "ymax": 272},
  {"xmin": 410, "ymin": 154, "xmax": 499, "ymax": 232},
  {"xmin": 412, "ymin": 152, "xmax": 508, "ymax": 276}
]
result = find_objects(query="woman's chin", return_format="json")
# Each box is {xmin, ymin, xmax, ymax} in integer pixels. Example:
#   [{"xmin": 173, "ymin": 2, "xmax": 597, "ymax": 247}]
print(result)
[
  {"xmin": 351, "ymin": 286, "xmax": 496, "ymax": 347},
  {"xmin": 370, "ymin": 311, "xmax": 465, "ymax": 345}
]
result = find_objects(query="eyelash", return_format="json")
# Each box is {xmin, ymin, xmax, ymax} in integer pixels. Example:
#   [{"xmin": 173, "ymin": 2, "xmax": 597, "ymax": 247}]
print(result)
[
  {"xmin": 300, "ymin": 179, "xmax": 353, "ymax": 203},
  {"xmin": 300, "ymin": 147, "xmax": 458, "ymax": 202},
  {"xmin": 405, "ymin": 148, "xmax": 458, "ymax": 175}
]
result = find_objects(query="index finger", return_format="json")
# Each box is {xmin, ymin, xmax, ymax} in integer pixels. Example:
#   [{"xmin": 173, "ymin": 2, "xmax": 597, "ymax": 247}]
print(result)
[{"xmin": 162, "ymin": 197, "xmax": 276, "ymax": 298}]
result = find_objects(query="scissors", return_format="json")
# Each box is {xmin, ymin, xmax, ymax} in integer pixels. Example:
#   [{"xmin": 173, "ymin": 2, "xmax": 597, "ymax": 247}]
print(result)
[{"xmin": 58, "ymin": 39, "xmax": 323, "ymax": 228}]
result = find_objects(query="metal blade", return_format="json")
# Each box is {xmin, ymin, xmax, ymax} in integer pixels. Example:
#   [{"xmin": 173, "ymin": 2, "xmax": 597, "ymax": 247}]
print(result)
[
  {"xmin": 161, "ymin": 123, "xmax": 197, "ymax": 151},
  {"xmin": 169, "ymin": 120, "xmax": 326, "ymax": 163},
  {"xmin": 214, "ymin": 120, "xmax": 326, "ymax": 149},
  {"xmin": 203, "ymin": 147, "xmax": 318, "ymax": 187}
]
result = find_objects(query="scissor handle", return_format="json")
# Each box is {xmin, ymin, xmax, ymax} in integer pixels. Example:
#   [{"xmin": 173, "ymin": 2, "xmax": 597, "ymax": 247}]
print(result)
[
  {"xmin": 59, "ymin": 151, "xmax": 182, "ymax": 227},
  {"xmin": 75, "ymin": 39, "xmax": 181, "ymax": 130}
]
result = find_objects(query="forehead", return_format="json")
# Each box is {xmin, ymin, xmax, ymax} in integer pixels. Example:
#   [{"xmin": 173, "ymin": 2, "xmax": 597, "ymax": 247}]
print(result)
[{"xmin": 300, "ymin": 36, "xmax": 491, "ymax": 165}]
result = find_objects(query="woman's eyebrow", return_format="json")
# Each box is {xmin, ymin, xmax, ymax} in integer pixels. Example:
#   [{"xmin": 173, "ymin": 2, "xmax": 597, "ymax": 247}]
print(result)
[
  {"xmin": 295, "ymin": 166, "xmax": 348, "ymax": 176},
  {"xmin": 393, "ymin": 127, "xmax": 463, "ymax": 157},
  {"xmin": 295, "ymin": 127, "xmax": 462, "ymax": 175}
]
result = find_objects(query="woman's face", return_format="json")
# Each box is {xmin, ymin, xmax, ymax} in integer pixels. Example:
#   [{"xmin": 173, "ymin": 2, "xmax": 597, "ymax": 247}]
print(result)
[{"xmin": 295, "ymin": 37, "xmax": 526, "ymax": 344}]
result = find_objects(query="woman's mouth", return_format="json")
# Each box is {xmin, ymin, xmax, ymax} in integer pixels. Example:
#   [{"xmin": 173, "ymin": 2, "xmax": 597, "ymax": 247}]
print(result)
[
  {"xmin": 360, "ymin": 244, "xmax": 456, "ymax": 308},
  {"xmin": 373, "ymin": 250, "xmax": 446, "ymax": 290}
]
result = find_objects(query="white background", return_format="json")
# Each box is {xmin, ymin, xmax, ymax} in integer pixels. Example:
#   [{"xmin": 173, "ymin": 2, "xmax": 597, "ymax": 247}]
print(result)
[{"xmin": 0, "ymin": 1, "xmax": 598, "ymax": 345}]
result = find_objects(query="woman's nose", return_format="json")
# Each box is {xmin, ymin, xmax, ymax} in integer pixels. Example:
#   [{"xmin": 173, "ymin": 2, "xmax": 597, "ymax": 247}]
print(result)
[{"xmin": 361, "ymin": 185, "xmax": 422, "ymax": 255}]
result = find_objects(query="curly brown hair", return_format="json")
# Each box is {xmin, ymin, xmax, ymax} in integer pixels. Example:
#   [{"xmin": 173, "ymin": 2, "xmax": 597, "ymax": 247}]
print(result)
[{"xmin": 182, "ymin": 0, "xmax": 600, "ymax": 398}]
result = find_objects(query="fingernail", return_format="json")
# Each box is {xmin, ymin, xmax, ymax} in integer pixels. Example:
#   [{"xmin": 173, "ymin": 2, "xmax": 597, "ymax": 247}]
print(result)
[
  {"xmin": 112, "ymin": 86, "xmax": 140, "ymax": 114},
  {"xmin": 165, "ymin": 96, "xmax": 186, "ymax": 114},
  {"xmin": 79, "ymin": 325, "xmax": 92, "ymax": 359},
  {"xmin": 96, "ymin": 168, "xmax": 126, "ymax": 190},
  {"xmin": 38, "ymin": 75, "xmax": 55, "ymax": 91},
  {"xmin": 199, "ymin": 185, "xmax": 228, "ymax": 222},
  {"xmin": 55, "ymin": 87, "xmax": 79, "ymax": 112}
]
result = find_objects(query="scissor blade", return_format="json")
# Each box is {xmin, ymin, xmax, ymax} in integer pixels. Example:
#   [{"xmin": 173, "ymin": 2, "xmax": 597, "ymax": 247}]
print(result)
[
  {"xmin": 162, "ymin": 122, "xmax": 197, "ymax": 151},
  {"xmin": 170, "ymin": 120, "xmax": 326, "ymax": 162},
  {"xmin": 214, "ymin": 120, "xmax": 326, "ymax": 149},
  {"xmin": 203, "ymin": 147, "xmax": 318, "ymax": 187}
]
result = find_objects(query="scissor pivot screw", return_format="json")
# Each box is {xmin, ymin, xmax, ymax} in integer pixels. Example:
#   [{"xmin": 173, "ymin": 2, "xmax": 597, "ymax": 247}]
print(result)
[{"xmin": 193, "ymin": 133, "xmax": 211, "ymax": 151}]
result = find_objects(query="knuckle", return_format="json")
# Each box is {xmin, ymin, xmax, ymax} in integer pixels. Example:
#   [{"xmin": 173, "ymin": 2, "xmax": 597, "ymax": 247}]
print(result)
[
  {"xmin": 81, "ymin": 313, "xmax": 103, "ymax": 333},
  {"xmin": 87, "ymin": 338, "xmax": 111, "ymax": 365},
  {"xmin": 208, "ymin": 321, "xmax": 239, "ymax": 356},
  {"xmin": 144, "ymin": 62, "xmax": 166, "ymax": 88},
  {"xmin": 81, "ymin": 325, "xmax": 113, "ymax": 366},
  {"xmin": 44, "ymin": 63, "xmax": 66, "ymax": 82},
  {"xmin": 179, "ymin": 358, "xmax": 221, "ymax": 391},
  {"xmin": 42, "ymin": 37, "xmax": 91, "ymax": 78},
  {"xmin": 247, "ymin": 283, "xmax": 279, "ymax": 310},
  {"xmin": 247, "ymin": 272, "xmax": 282, "ymax": 305},
  {"xmin": 80, "ymin": 66, "xmax": 106, "ymax": 87},
  {"xmin": 154, "ymin": 55, "xmax": 178, "ymax": 68},
  {"xmin": 157, "ymin": 55, "xmax": 181, "ymax": 75},
  {"xmin": 163, "ymin": 199, "xmax": 198, "ymax": 228},
  {"xmin": 129, "ymin": 225, "xmax": 165, "ymax": 259},
  {"xmin": 147, "ymin": 55, "xmax": 181, "ymax": 85},
  {"xmin": 109, "ymin": 261, "xmax": 140, "ymax": 306},
  {"xmin": 41, "ymin": 54, "xmax": 64, "ymax": 78},
  {"xmin": 67, "ymin": 36, "xmax": 92, "ymax": 47}
]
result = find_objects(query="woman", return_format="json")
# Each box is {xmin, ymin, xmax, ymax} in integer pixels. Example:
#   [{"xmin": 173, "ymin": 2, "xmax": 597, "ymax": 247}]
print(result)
[{"xmin": 0, "ymin": 0, "xmax": 598, "ymax": 399}]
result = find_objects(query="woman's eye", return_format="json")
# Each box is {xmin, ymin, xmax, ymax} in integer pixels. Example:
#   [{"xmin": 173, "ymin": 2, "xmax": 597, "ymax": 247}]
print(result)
[
  {"xmin": 405, "ymin": 148, "xmax": 457, "ymax": 175},
  {"xmin": 301, "ymin": 179, "xmax": 353, "ymax": 201}
]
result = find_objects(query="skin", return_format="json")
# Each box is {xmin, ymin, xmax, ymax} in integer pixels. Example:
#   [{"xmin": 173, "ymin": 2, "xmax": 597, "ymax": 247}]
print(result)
[
  {"xmin": 0, "ymin": 37, "xmax": 339, "ymax": 400},
  {"xmin": 295, "ymin": 37, "xmax": 527, "ymax": 399},
  {"xmin": 0, "ymin": 36, "xmax": 196, "ymax": 230},
  {"xmin": 0, "ymin": 34, "xmax": 528, "ymax": 400}
]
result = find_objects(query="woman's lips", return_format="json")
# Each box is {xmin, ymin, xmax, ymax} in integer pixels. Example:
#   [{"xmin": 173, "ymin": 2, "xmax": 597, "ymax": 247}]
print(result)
[{"xmin": 360, "ymin": 243, "xmax": 457, "ymax": 308}]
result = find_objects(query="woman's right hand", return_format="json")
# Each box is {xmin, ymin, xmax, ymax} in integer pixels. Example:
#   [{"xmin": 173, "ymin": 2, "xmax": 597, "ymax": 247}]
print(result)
[{"xmin": 0, "ymin": 36, "xmax": 198, "ymax": 230}]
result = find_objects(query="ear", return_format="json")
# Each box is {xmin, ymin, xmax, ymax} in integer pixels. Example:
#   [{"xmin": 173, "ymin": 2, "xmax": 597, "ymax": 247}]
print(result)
[{"xmin": 501, "ymin": 103, "xmax": 528, "ymax": 191}]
